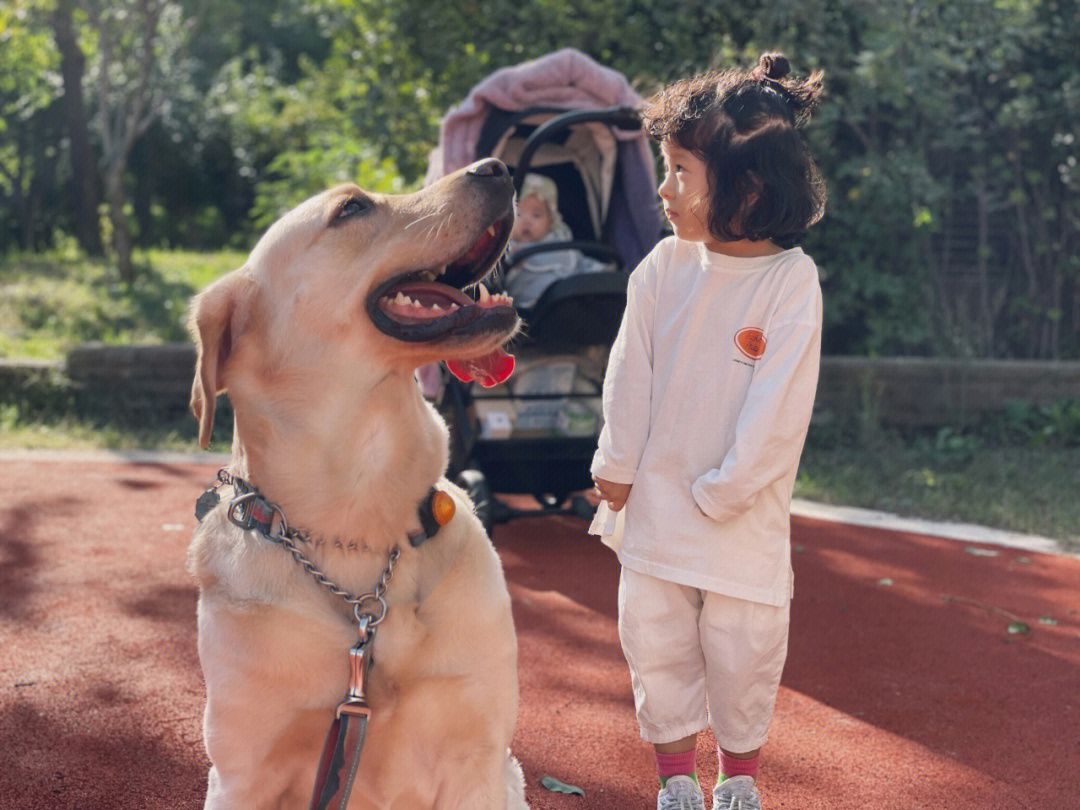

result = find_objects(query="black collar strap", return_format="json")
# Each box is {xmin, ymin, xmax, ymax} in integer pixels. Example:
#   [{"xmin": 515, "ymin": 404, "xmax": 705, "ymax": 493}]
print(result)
[
  {"xmin": 409, "ymin": 487, "xmax": 455, "ymax": 547},
  {"xmin": 196, "ymin": 472, "xmax": 454, "ymax": 548}
]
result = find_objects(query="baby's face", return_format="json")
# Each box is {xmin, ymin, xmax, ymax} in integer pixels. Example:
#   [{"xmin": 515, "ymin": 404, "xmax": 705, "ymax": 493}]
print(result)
[{"xmin": 511, "ymin": 193, "xmax": 553, "ymax": 243}]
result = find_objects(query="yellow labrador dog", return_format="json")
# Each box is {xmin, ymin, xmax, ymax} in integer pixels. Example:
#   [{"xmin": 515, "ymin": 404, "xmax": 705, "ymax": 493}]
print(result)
[{"xmin": 187, "ymin": 159, "xmax": 529, "ymax": 809}]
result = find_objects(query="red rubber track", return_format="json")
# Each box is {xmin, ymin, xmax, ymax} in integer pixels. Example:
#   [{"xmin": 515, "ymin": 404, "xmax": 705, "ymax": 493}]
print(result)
[{"xmin": 2, "ymin": 458, "xmax": 1077, "ymax": 809}]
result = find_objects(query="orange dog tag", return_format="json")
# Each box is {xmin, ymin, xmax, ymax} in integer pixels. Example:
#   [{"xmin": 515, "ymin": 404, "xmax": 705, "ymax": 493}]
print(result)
[{"xmin": 431, "ymin": 490, "xmax": 455, "ymax": 526}]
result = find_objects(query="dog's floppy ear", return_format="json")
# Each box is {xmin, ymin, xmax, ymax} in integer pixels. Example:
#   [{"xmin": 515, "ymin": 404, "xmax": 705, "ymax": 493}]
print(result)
[{"xmin": 188, "ymin": 270, "xmax": 247, "ymax": 449}]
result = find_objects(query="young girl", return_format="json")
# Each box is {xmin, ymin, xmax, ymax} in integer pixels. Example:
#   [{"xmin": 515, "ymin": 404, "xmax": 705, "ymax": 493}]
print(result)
[{"xmin": 590, "ymin": 54, "xmax": 825, "ymax": 810}]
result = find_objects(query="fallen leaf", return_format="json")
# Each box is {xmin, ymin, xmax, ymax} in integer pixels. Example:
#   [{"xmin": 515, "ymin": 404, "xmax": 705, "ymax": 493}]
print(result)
[
  {"xmin": 541, "ymin": 776, "xmax": 585, "ymax": 797},
  {"xmin": 1039, "ymin": 616, "xmax": 1059, "ymax": 626},
  {"xmin": 1007, "ymin": 621, "xmax": 1030, "ymax": 635},
  {"xmin": 965, "ymin": 547, "xmax": 999, "ymax": 557},
  {"xmin": 1015, "ymin": 556, "xmax": 1031, "ymax": 565},
  {"xmin": 876, "ymin": 577, "xmax": 894, "ymax": 586}
]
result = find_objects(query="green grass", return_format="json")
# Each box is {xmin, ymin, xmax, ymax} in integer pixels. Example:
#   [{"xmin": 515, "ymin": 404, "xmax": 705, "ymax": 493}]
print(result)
[
  {"xmin": 796, "ymin": 435, "xmax": 1080, "ymax": 551},
  {"xmin": 0, "ymin": 409, "xmax": 203, "ymax": 452},
  {"xmin": 2, "ymin": 249, "xmax": 1078, "ymax": 552},
  {"xmin": 0, "ymin": 397, "xmax": 235, "ymax": 454},
  {"xmin": 0, "ymin": 248, "xmax": 244, "ymax": 359},
  {"xmin": 0, "ymin": 365, "xmax": 236, "ymax": 453}
]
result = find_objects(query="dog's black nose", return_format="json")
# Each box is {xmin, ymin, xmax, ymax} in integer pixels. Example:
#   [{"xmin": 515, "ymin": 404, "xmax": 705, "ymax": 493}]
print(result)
[{"xmin": 466, "ymin": 159, "xmax": 507, "ymax": 177}]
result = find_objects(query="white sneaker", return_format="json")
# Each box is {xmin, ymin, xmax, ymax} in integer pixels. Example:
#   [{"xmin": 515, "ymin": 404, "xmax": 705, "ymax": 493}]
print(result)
[
  {"xmin": 712, "ymin": 775, "xmax": 762, "ymax": 810},
  {"xmin": 657, "ymin": 774, "xmax": 706, "ymax": 810}
]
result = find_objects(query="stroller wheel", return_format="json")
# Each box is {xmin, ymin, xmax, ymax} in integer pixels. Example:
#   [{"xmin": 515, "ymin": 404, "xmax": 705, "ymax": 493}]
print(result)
[
  {"xmin": 536, "ymin": 491, "xmax": 571, "ymax": 508},
  {"xmin": 570, "ymin": 494, "xmax": 597, "ymax": 522},
  {"xmin": 455, "ymin": 469, "xmax": 495, "ymax": 536}
]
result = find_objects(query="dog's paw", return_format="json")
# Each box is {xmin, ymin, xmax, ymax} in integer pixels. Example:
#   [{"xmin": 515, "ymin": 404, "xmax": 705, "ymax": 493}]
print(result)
[{"xmin": 504, "ymin": 752, "xmax": 529, "ymax": 809}]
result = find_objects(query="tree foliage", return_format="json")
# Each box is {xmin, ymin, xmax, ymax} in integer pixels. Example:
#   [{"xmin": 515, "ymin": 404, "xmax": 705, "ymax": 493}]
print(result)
[
  {"xmin": 0, "ymin": 0, "xmax": 1077, "ymax": 357},
  {"xmin": 0, "ymin": 2, "xmax": 64, "ymax": 251}
]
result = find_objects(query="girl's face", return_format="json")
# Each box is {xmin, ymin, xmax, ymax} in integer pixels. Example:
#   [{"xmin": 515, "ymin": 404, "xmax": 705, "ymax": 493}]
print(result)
[
  {"xmin": 658, "ymin": 140, "xmax": 721, "ymax": 250},
  {"xmin": 511, "ymin": 193, "xmax": 553, "ymax": 243}
]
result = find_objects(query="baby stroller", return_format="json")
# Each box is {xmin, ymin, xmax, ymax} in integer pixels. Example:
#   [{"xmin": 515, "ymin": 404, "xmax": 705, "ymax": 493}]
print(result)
[{"xmin": 424, "ymin": 49, "xmax": 664, "ymax": 532}]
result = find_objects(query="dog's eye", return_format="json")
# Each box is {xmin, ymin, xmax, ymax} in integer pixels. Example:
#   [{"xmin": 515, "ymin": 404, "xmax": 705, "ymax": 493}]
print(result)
[{"xmin": 337, "ymin": 197, "xmax": 371, "ymax": 220}]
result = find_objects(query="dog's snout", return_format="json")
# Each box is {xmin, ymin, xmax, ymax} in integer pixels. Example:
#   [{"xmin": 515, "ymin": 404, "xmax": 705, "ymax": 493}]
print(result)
[{"xmin": 466, "ymin": 159, "xmax": 508, "ymax": 178}]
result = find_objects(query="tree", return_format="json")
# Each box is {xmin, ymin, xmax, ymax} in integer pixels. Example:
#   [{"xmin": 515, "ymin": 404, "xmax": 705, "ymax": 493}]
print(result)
[
  {"xmin": 3, "ymin": 0, "xmax": 1077, "ymax": 357},
  {"xmin": 50, "ymin": 0, "xmax": 104, "ymax": 255},
  {"xmin": 81, "ymin": 0, "xmax": 196, "ymax": 281},
  {"xmin": 0, "ymin": 2, "xmax": 67, "ymax": 251}
]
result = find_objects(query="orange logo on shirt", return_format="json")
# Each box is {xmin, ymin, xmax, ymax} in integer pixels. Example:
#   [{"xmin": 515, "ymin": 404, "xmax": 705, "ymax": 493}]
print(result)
[{"xmin": 734, "ymin": 327, "xmax": 767, "ymax": 360}]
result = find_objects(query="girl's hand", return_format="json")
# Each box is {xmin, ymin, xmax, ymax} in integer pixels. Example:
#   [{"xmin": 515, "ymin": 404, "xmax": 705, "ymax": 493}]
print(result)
[{"xmin": 592, "ymin": 476, "xmax": 632, "ymax": 511}]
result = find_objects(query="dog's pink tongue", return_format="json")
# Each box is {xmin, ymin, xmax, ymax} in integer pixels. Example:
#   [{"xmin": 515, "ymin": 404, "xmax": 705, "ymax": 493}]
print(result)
[{"xmin": 446, "ymin": 348, "xmax": 515, "ymax": 387}]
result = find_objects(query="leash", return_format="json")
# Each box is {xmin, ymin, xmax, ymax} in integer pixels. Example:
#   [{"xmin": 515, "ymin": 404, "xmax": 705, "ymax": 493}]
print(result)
[{"xmin": 195, "ymin": 469, "xmax": 455, "ymax": 809}]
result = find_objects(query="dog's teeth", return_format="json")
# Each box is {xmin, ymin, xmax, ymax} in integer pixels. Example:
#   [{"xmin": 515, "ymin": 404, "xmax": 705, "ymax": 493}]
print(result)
[
  {"xmin": 478, "ymin": 283, "xmax": 490, "ymax": 302},
  {"xmin": 486, "ymin": 225, "xmax": 497, "ymax": 237},
  {"xmin": 394, "ymin": 292, "xmax": 408, "ymax": 305},
  {"xmin": 431, "ymin": 303, "xmax": 442, "ymax": 311},
  {"xmin": 450, "ymin": 303, "xmax": 460, "ymax": 311}
]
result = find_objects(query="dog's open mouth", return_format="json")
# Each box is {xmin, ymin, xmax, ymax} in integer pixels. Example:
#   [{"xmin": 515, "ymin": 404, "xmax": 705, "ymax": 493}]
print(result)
[
  {"xmin": 368, "ymin": 214, "xmax": 515, "ymax": 340},
  {"xmin": 366, "ymin": 212, "xmax": 519, "ymax": 386}
]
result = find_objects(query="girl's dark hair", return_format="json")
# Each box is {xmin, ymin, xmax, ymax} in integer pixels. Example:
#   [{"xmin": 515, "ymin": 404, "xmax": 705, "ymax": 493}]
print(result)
[{"xmin": 642, "ymin": 53, "xmax": 826, "ymax": 247}]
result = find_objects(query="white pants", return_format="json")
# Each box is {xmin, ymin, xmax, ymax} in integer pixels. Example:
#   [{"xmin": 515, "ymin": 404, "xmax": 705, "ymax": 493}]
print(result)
[{"xmin": 617, "ymin": 566, "xmax": 790, "ymax": 753}]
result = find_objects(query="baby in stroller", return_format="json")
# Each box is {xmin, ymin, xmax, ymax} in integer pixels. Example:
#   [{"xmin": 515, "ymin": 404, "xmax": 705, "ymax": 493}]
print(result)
[{"xmin": 504, "ymin": 173, "xmax": 608, "ymax": 309}]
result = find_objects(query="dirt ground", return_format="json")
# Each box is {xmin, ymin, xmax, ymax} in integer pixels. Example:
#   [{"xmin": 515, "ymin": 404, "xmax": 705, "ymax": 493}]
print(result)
[{"xmin": 2, "ymin": 456, "xmax": 1078, "ymax": 809}]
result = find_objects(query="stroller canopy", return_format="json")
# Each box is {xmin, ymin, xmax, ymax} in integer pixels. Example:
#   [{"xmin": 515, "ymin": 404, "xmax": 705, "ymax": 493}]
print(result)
[{"xmin": 426, "ymin": 48, "xmax": 663, "ymax": 272}]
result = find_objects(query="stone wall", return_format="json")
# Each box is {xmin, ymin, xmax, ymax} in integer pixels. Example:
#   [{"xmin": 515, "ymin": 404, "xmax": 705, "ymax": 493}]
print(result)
[
  {"xmin": 65, "ymin": 343, "xmax": 196, "ymax": 396},
  {"xmin": 816, "ymin": 356, "xmax": 1080, "ymax": 425},
  {"xmin": 33, "ymin": 344, "xmax": 1080, "ymax": 427}
]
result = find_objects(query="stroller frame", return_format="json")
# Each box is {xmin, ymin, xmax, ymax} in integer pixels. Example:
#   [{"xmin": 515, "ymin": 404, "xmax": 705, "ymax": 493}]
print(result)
[{"xmin": 438, "ymin": 105, "xmax": 656, "ymax": 532}]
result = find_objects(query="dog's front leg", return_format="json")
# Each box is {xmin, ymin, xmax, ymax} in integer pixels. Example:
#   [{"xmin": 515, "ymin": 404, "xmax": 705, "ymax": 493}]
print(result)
[{"xmin": 196, "ymin": 594, "xmax": 344, "ymax": 810}]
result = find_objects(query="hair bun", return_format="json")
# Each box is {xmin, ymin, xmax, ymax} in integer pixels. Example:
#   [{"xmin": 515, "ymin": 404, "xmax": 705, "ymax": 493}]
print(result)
[{"xmin": 758, "ymin": 53, "xmax": 790, "ymax": 81}]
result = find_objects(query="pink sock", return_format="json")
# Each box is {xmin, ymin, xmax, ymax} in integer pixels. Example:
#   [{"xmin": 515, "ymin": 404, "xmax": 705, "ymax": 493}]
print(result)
[
  {"xmin": 656, "ymin": 749, "xmax": 697, "ymax": 780},
  {"xmin": 719, "ymin": 751, "xmax": 759, "ymax": 780}
]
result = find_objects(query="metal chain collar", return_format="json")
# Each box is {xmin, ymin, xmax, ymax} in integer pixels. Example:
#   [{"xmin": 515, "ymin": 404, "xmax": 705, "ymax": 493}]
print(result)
[{"xmin": 212, "ymin": 469, "xmax": 401, "ymax": 628}]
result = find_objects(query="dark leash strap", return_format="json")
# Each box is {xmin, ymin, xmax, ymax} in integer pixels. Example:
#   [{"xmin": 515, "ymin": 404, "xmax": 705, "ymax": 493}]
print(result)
[
  {"xmin": 310, "ymin": 619, "xmax": 375, "ymax": 810},
  {"xmin": 311, "ymin": 711, "xmax": 368, "ymax": 810}
]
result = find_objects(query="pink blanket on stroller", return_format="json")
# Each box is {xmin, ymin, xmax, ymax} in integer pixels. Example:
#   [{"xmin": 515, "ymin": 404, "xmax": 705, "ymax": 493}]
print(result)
[{"xmin": 426, "ymin": 48, "xmax": 653, "ymax": 182}]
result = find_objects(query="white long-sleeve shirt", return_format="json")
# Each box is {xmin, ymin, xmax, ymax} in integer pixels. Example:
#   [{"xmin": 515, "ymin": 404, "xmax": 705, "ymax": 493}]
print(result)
[{"xmin": 590, "ymin": 236, "xmax": 822, "ymax": 606}]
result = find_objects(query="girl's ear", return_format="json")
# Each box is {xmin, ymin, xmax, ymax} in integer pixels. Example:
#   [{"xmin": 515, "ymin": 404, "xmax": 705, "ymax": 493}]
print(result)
[{"xmin": 187, "ymin": 270, "xmax": 248, "ymax": 449}]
